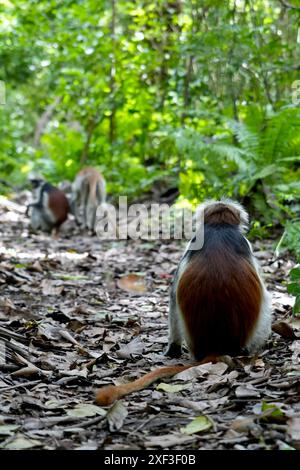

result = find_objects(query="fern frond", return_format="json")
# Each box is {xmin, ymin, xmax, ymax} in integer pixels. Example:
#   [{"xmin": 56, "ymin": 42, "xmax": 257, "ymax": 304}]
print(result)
[
  {"xmin": 227, "ymin": 120, "xmax": 260, "ymax": 157},
  {"xmin": 262, "ymin": 108, "xmax": 300, "ymax": 163}
]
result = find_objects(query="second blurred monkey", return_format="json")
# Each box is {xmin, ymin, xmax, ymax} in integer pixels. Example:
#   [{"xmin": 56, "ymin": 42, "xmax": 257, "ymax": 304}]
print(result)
[
  {"xmin": 27, "ymin": 176, "xmax": 69, "ymax": 236},
  {"xmin": 72, "ymin": 167, "xmax": 106, "ymax": 232}
]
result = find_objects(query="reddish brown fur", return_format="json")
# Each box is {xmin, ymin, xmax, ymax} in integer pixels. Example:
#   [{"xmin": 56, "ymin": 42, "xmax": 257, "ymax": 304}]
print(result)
[
  {"xmin": 96, "ymin": 355, "xmax": 220, "ymax": 406},
  {"xmin": 204, "ymin": 204, "xmax": 241, "ymax": 225},
  {"xmin": 48, "ymin": 189, "xmax": 70, "ymax": 227},
  {"xmin": 177, "ymin": 252, "xmax": 262, "ymax": 359}
]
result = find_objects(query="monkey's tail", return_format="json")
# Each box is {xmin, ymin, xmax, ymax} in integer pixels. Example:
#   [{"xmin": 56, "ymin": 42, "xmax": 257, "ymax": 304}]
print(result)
[{"xmin": 95, "ymin": 355, "xmax": 219, "ymax": 406}]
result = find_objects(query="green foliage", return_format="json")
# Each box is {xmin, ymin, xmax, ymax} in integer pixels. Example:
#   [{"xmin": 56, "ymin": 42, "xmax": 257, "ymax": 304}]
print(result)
[
  {"xmin": 172, "ymin": 106, "xmax": 300, "ymax": 225},
  {"xmin": 0, "ymin": 1, "xmax": 299, "ymax": 305}
]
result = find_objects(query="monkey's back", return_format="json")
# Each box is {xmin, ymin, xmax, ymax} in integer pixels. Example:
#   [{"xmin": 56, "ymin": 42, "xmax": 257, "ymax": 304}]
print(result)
[
  {"xmin": 73, "ymin": 168, "xmax": 106, "ymax": 204},
  {"xmin": 46, "ymin": 184, "xmax": 70, "ymax": 226},
  {"xmin": 177, "ymin": 224, "xmax": 262, "ymax": 359}
]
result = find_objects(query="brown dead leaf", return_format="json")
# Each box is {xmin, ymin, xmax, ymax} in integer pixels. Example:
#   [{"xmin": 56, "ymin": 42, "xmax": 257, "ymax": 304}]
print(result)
[
  {"xmin": 230, "ymin": 417, "xmax": 256, "ymax": 433},
  {"xmin": 0, "ymin": 297, "xmax": 15, "ymax": 314},
  {"xmin": 29, "ymin": 261, "xmax": 44, "ymax": 273},
  {"xmin": 117, "ymin": 274, "xmax": 147, "ymax": 294},
  {"xmin": 11, "ymin": 366, "xmax": 42, "ymax": 378},
  {"xmin": 41, "ymin": 279, "xmax": 64, "ymax": 296},
  {"xmin": 272, "ymin": 321, "xmax": 296, "ymax": 339}
]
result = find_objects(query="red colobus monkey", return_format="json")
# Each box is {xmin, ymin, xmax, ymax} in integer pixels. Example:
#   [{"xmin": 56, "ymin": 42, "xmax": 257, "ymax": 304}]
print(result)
[
  {"xmin": 71, "ymin": 167, "xmax": 106, "ymax": 232},
  {"xmin": 96, "ymin": 199, "xmax": 271, "ymax": 406},
  {"xmin": 27, "ymin": 176, "xmax": 70, "ymax": 236}
]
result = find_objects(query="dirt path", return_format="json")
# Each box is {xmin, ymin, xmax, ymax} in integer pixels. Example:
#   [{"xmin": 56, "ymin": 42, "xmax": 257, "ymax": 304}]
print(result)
[{"xmin": 0, "ymin": 198, "xmax": 299, "ymax": 450}]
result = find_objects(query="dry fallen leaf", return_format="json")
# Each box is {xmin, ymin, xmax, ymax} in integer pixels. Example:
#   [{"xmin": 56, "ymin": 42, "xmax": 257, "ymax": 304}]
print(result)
[
  {"xmin": 106, "ymin": 401, "xmax": 128, "ymax": 432},
  {"xmin": 67, "ymin": 404, "xmax": 106, "ymax": 418},
  {"xmin": 41, "ymin": 279, "xmax": 64, "ymax": 296},
  {"xmin": 287, "ymin": 416, "xmax": 300, "ymax": 442},
  {"xmin": 117, "ymin": 274, "xmax": 147, "ymax": 294},
  {"xmin": 144, "ymin": 433, "xmax": 196, "ymax": 448},
  {"xmin": 289, "ymin": 317, "xmax": 300, "ymax": 331},
  {"xmin": 290, "ymin": 340, "xmax": 300, "ymax": 364},
  {"xmin": 230, "ymin": 417, "xmax": 256, "ymax": 433},
  {"xmin": 272, "ymin": 321, "xmax": 296, "ymax": 339},
  {"xmin": 235, "ymin": 384, "xmax": 261, "ymax": 398},
  {"xmin": 116, "ymin": 337, "xmax": 144, "ymax": 358},
  {"xmin": 156, "ymin": 383, "xmax": 190, "ymax": 393},
  {"xmin": 0, "ymin": 297, "xmax": 15, "ymax": 313},
  {"xmin": 30, "ymin": 261, "xmax": 44, "ymax": 273},
  {"xmin": 0, "ymin": 424, "xmax": 20, "ymax": 436},
  {"xmin": 1, "ymin": 434, "xmax": 42, "ymax": 450},
  {"xmin": 174, "ymin": 361, "xmax": 228, "ymax": 381}
]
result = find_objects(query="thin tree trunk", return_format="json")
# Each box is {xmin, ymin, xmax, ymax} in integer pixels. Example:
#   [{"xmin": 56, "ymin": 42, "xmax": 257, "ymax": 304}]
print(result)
[
  {"xmin": 80, "ymin": 118, "xmax": 96, "ymax": 165},
  {"xmin": 181, "ymin": 55, "xmax": 194, "ymax": 123},
  {"xmin": 33, "ymin": 97, "xmax": 61, "ymax": 148}
]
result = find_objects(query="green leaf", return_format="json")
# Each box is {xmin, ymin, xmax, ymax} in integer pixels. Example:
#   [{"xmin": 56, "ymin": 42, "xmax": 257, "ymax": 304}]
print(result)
[
  {"xmin": 293, "ymin": 295, "xmax": 300, "ymax": 314},
  {"xmin": 260, "ymin": 401, "xmax": 285, "ymax": 419},
  {"xmin": 180, "ymin": 416, "xmax": 213, "ymax": 435},
  {"xmin": 52, "ymin": 274, "xmax": 89, "ymax": 281},
  {"xmin": 2, "ymin": 435, "xmax": 42, "ymax": 450},
  {"xmin": 252, "ymin": 164, "xmax": 282, "ymax": 180},
  {"xmin": 290, "ymin": 267, "xmax": 300, "ymax": 281},
  {"xmin": 0, "ymin": 424, "xmax": 20, "ymax": 436},
  {"xmin": 287, "ymin": 283, "xmax": 300, "ymax": 296}
]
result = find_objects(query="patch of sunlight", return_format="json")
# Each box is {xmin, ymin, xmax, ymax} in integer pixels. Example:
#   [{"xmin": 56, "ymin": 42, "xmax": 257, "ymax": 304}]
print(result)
[
  {"xmin": 1, "ymin": 212, "xmax": 22, "ymax": 222},
  {"xmin": 47, "ymin": 251, "xmax": 89, "ymax": 261},
  {"xmin": 21, "ymin": 163, "xmax": 32, "ymax": 174},
  {"xmin": 0, "ymin": 246, "xmax": 89, "ymax": 262},
  {"xmin": 173, "ymin": 197, "xmax": 194, "ymax": 210}
]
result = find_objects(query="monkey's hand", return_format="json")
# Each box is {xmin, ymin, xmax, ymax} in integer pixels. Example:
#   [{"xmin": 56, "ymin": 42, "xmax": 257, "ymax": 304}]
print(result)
[
  {"xmin": 25, "ymin": 204, "xmax": 33, "ymax": 217},
  {"xmin": 165, "ymin": 342, "xmax": 182, "ymax": 358}
]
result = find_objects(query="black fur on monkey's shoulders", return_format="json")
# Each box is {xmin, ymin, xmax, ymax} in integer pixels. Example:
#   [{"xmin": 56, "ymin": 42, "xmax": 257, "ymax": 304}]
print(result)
[
  {"xmin": 185, "ymin": 223, "xmax": 251, "ymax": 263},
  {"xmin": 42, "ymin": 182, "xmax": 58, "ymax": 193}
]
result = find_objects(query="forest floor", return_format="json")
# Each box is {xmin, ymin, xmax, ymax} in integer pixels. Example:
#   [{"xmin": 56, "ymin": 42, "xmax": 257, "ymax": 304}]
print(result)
[{"xmin": 0, "ymin": 194, "xmax": 299, "ymax": 450}]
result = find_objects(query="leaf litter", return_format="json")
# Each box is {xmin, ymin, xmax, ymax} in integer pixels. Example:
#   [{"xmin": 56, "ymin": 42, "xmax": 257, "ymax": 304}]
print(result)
[{"xmin": 0, "ymin": 196, "xmax": 299, "ymax": 450}]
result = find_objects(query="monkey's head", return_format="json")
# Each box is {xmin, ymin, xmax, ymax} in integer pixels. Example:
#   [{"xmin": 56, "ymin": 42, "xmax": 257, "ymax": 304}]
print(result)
[
  {"xmin": 28, "ymin": 172, "xmax": 44, "ymax": 190},
  {"xmin": 195, "ymin": 198, "xmax": 249, "ymax": 231}
]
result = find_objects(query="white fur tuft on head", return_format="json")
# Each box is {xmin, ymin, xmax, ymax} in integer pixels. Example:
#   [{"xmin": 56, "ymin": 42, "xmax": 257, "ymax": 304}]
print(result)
[
  {"xmin": 194, "ymin": 198, "xmax": 249, "ymax": 232},
  {"xmin": 28, "ymin": 172, "xmax": 44, "ymax": 183}
]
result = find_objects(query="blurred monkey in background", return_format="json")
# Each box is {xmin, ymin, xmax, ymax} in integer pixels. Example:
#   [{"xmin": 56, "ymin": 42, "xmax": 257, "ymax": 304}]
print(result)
[
  {"xmin": 72, "ymin": 167, "xmax": 106, "ymax": 232},
  {"xmin": 26, "ymin": 175, "xmax": 69, "ymax": 236}
]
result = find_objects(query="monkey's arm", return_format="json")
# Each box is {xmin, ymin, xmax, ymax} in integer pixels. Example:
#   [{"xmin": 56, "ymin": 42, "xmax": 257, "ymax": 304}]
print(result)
[
  {"xmin": 165, "ymin": 253, "xmax": 192, "ymax": 358},
  {"xmin": 165, "ymin": 285, "xmax": 183, "ymax": 358},
  {"xmin": 25, "ymin": 204, "xmax": 32, "ymax": 217},
  {"xmin": 25, "ymin": 201, "xmax": 42, "ymax": 217}
]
